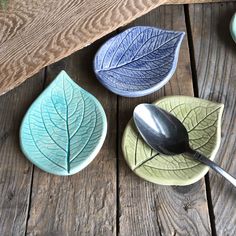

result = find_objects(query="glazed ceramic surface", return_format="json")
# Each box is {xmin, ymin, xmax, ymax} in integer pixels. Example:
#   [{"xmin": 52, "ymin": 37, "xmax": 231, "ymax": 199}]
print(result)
[
  {"xmin": 230, "ymin": 13, "xmax": 236, "ymax": 43},
  {"xmin": 122, "ymin": 96, "xmax": 224, "ymax": 186},
  {"xmin": 94, "ymin": 26, "xmax": 185, "ymax": 97},
  {"xmin": 20, "ymin": 71, "xmax": 107, "ymax": 176}
]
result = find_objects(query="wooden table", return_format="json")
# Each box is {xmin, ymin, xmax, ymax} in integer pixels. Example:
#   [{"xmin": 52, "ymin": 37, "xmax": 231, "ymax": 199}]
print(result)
[{"xmin": 0, "ymin": 2, "xmax": 235, "ymax": 235}]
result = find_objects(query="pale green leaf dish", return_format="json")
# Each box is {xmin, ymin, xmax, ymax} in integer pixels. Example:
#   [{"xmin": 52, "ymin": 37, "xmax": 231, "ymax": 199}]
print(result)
[
  {"xmin": 20, "ymin": 71, "xmax": 107, "ymax": 176},
  {"xmin": 230, "ymin": 12, "xmax": 236, "ymax": 43},
  {"xmin": 122, "ymin": 96, "xmax": 224, "ymax": 186},
  {"xmin": 0, "ymin": 0, "xmax": 7, "ymax": 9}
]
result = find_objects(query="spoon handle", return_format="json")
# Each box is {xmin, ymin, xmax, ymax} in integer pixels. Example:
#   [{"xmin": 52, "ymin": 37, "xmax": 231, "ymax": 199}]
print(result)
[{"xmin": 187, "ymin": 149, "xmax": 236, "ymax": 187}]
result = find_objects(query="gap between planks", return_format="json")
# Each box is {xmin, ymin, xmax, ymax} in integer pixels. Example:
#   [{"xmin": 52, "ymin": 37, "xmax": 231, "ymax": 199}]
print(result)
[
  {"xmin": 184, "ymin": 4, "xmax": 217, "ymax": 236},
  {"xmin": 24, "ymin": 67, "xmax": 48, "ymax": 236}
]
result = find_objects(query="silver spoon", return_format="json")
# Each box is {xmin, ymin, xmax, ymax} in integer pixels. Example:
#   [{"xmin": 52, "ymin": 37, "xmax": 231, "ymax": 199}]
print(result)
[{"xmin": 133, "ymin": 103, "xmax": 236, "ymax": 187}]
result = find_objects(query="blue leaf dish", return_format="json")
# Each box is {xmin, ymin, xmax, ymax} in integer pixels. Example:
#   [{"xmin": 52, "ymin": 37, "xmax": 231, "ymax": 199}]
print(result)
[
  {"xmin": 94, "ymin": 26, "xmax": 185, "ymax": 97},
  {"xmin": 20, "ymin": 71, "xmax": 107, "ymax": 176}
]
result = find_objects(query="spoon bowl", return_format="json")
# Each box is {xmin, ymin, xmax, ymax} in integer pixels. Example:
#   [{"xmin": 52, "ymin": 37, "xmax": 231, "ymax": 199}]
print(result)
[{"xmin": 134, "ymin": 104, "xmax": 189, "ymax": 155}]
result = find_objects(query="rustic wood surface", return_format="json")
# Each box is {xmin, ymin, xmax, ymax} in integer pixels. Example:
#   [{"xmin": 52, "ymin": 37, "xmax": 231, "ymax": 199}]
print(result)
[
  {"xmin": 189, "ymin": 2, "xmax": 236, "ymax": 235},
  {"xmin": 0, "ymin": 72, "xmax": 45, "ymax": 235},
  {"xmin": 0, "ymin": 0, "xmax": 232, "ymax": 96},
  {"xmin": 118, "ymin": 5, "xmax": 211, "ymax": 236},
  {"xmin": 0, "ymin": 2, "xmax": 235, "ymax": 236}
]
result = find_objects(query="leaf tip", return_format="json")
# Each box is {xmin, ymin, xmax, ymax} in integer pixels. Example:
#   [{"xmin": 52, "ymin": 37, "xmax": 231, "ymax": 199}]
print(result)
[
  {"xmin": 58, "ymin": 70, "xmax": 70, "ymax": 79},
  {"xmin": 179, "ymin": 31, "xmax": 185, "ymax": 41},
  {"xmin": 54, "ymin": 70, "xmax": 75, "ymax": 86}
]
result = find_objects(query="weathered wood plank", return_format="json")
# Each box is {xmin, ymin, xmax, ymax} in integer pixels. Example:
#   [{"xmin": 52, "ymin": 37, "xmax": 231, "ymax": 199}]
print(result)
[
  {"xmin": 0, "ymin": 0, "xmax": 231, "ymax": 96},
  {"xmin": 118, "ymin": 5, "xmax": 212, "ymax": 236},
  {"xmin": 0, "ymin": 72, "xmax": 44, "ymax": 235},
  {"xmin": 189, "ymin": 2, "xmax": 236, "ymax": 235},
  {"xmin": 26, "ymin": 38, "xmax": 117, "ymax": 236}
]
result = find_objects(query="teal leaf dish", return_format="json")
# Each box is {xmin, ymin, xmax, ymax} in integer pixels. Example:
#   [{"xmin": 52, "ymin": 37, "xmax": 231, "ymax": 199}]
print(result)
[
  {"xmin": 20, "ymin": 71, "xmax": 107, "ymax": 176},
  {"xmin": 94, "ymin": 26, "xmax": 185, "ymax": 97},
  {"xmin": 230, "ymin": 12, "xmax": 236, "ymax": 43}
]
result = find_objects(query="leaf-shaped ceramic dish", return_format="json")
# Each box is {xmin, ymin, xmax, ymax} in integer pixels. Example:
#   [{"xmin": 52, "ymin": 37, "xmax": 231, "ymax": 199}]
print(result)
[
  {"xmin": 20, "ymin": 71, "xmax": 107, "ymax": 176},
  {"xmin": 94, "ymin": 26, "xmax": 185, "ymax": 97},
  {"xmin": 0, "ymin": 0, "xmax": 7, "ymax": 8},
  {"xmin": 122, "ymin": 96, "xmax": 224, "ymax": 185},
  {"xmin": 230, "ymin": 13, "xmax": 236, "ymax": 43}
]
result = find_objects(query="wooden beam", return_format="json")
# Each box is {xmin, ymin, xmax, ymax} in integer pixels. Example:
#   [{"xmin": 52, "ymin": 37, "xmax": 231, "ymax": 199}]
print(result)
[{"xmin": 0, "ymin": 0, "xmax": 231, "ymax": 95}]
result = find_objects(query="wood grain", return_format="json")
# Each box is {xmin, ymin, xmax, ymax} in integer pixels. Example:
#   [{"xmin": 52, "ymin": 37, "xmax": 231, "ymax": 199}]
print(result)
[
  {"xmin": 26, "ymin": 37, "xmax": 117, "ymax": 236},
  {"xmin": 189, "ymin": 2, "xmax": 236, "ymax": 235},
  {"xmin": 0, "ymin": 0, "xmax": 231, "ymax": 96},
  {"xmin": 0, "ymin": 72, "xmax": 44, "ymax": 235},
  {"xmin": 0, "ymin": 2, "xmax": 235, "ymax": 236},
  {"xmin": 118, "ymin": 5, "xmax": 212, "ymax": 236}
]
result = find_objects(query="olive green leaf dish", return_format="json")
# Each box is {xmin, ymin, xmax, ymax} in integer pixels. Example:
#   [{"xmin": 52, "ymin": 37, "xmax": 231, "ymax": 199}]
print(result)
[
  {"xmin": 20, "ymin": 71, "xmax": 107, "ymax": 176},
  {"xmin": 230, "ymin": 12, "xmax": 236, "ymax": 43},
  {"xmin": 0, "ymin": 0, "xmax": 7, "ymax": 9},
  {"xmin": 122, "ymin": 96, "xmax": 224, "ymax": 186}
]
